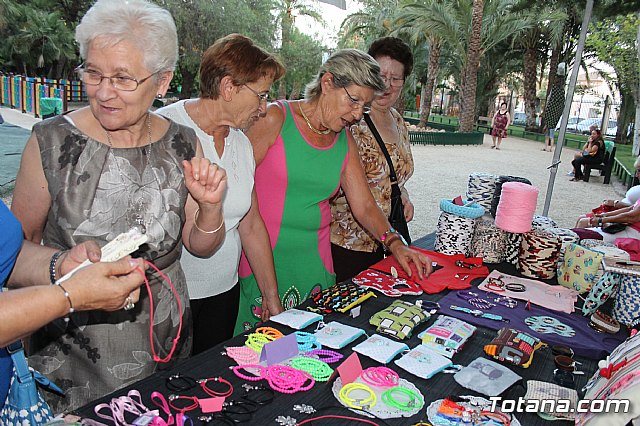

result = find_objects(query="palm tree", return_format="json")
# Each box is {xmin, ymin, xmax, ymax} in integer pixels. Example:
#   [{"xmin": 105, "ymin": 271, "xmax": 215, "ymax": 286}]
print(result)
[
  {"xmin": 339, "ymin": 0, "xmax": 399, "ymax": 48},
  {"xmin": 457, "ymin": 0, "xmax": 484, "ymax": 132}
]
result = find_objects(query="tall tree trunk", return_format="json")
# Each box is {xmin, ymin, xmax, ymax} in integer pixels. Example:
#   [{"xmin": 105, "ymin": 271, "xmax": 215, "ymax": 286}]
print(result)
[
  {"xmin": 523, "ymin": 47, "xmax": 538, "ymax": 131},
  {"xmin": 633, "ymin": 11, "xmax": 640, "ymax": 155},
  {"xmin": 419, "ymin": 38, "xmax": 441, "ymax": 128},
  {"xmin": 541, "ymin": 44, "xmax": 562, "ymax": 132},
  {"xmin": 395, "ymin": 92, "xmax": 406, "ymax": 117},
  {"xmin": 458, "ymin": 0, "xmax": 484, "ymax": 133},
  {"xmin": 179, "ymin": 67, "xmax": 196, "ymax": 100}
]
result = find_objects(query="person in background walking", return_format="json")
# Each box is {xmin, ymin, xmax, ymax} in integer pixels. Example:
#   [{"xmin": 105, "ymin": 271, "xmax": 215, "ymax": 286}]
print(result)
[{"xmin": 490, "ymin": 102, "xmax": 510, "ymax": 150}]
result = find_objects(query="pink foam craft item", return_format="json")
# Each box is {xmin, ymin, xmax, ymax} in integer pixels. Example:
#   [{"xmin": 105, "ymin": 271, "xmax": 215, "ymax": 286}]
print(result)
[{"xmin": 495, "ymin": 182, "xmax": 539, "ymax": 234}]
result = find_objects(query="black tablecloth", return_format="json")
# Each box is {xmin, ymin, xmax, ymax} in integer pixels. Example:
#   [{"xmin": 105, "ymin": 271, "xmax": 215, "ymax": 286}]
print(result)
[{"xmin": 74, "ymin": 234, "xmax": 603, "ymax": 425}]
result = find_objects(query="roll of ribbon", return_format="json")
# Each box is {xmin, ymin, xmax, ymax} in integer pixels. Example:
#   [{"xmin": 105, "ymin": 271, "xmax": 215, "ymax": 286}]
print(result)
[
  {"xmin": 517, "ymin": 228, "xmax": 561, "ymax": 279},
  {"xmin": 470, "ymin": 217, "xmax": 507, "ymax": 263},
  {"xmin": 434, "ymin": 211, "xmax": 476, "ymax": 256},
  {"xmin": 531, "ymin": 215, "xmax": 558, "ymax": 230},
  {"xmin": 495, "ymin": 182, "xmax": 539, "ymax": 234},
  {"xmin": 490, "ymin": 175, "xmax": 532, "ymax": 218},
  {"xmin": 466, "ymin": 172, "xmax": 497, "ymax": 211}
]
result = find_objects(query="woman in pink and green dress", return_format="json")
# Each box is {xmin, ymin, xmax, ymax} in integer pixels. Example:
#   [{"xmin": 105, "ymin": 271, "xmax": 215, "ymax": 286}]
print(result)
[{"xmin": 235, "ymin": 49, "xmax": 433, "ymax": 333}]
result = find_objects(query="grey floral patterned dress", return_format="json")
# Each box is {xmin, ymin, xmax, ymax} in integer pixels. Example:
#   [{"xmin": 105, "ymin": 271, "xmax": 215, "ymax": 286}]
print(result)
[{"xmin": 27, "ymin": 115, "xmax": 195, "ymax": 413}]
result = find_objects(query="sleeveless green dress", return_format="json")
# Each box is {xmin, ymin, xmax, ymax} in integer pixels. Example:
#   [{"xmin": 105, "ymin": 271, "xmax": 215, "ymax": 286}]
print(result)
[{"xmin": 235, "ymin": 100, "xmax": 349, "ymax": 334}]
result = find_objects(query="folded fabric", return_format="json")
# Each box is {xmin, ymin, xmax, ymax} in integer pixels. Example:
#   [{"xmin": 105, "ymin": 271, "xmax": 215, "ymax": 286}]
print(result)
[
  {"xmin": 269, "ymin": 309, "xmax": 323, "ymax": 330},
  {"xmin": 352, "ymin": 269, "xmax": 423, "ymax": 297},
  {"xmin": 438, "ymin": 290, "xmax": 626, "ymax": 359},
  {"xmin": 370, "ymin": 300, "xmax": 430, "ymax": 340},
  {"xmin": 352, "ymin": 334, "xmax": 409, "ymax": 364},
  {"xmin": 615, "ymin": 238, "xmax": 640, "ymax": 262},
  {"xmin": 369, "ymin": 248, "xmax": 490, "ymax": 294},
  {"xmin": 394, "ymin": 345, "xmax": 458, "ymax": 379},
  {"xmin": 417, "ymin": 315, "xmax": 476, "ymax": 358},
  {"xmin": 454, "ymin": 357, "xmax": 522, "ymax": 397}
]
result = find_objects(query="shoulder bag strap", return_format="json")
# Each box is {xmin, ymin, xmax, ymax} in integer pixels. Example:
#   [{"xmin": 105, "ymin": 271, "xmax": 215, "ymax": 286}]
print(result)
[
  {"xmin": 363, "ymin": 113, "xmax": 399, "ymax": 185},
  {"xmin": 7, "ymin": 340, "xmax": 32, "ymax": 384}
]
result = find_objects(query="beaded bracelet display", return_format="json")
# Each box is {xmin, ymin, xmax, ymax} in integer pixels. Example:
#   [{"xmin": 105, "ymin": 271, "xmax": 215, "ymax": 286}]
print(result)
[
  {"xmin": 339, "ymin": 383, "xmax": 377, "ymax": 410},
  {"xmin": 198, "ymin": 376, "xmax": 233, "ymax": 398},
  {"xmin": 290, "ymin": 357, "xmax": 333, "ymax": 382},
  {"xmin": 256, "ymin": 327, "xmax": 284, "ymax": 340},
  {"xmin": 295, "ymin": 331, "xmax": 321, "ymax": 352},
  {"xmin": 381, "ymin": 387, "xmax": 424, "ymax": 411},
  {"xmin": 468, "ymin": 298, "xmax": 495, "ymax": 310},
  {"xmin": 360, "ymin": 367, "xmax": 400, "ymax": 388},
  {"xmin": 303, "ymin": 349, "xmax": 343, "ymax": 364},
  {"xmin": 245, "ymin": 332, "xmax": 274, "ymax": 353},
  {"xmin": 231, "ymin": 365, "xmax": 266, "ymax": 382},
  {"xmin": 223, "ymin": 345, "xmax": 260, "ymax": 365},
  {"xmin": 491, "ymin": 295, "xmax": 518, "ymax": 309}
]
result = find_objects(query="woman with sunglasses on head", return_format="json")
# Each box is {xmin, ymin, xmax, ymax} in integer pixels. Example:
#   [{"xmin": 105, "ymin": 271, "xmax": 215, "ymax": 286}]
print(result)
[
  {"xmin": 11, "ymin": 0, "xmax": 226, "ymax": 412},
  {"xmin": 157, "ymin": 34, "xmax": 284, "ymax": 354},
  {"xmin": 235, "ymin": 49, "xmax": 432, "ymax": 333},
  {"xmin": 330, "ymin": 37, "xmax": 416, "ymax": 283}
]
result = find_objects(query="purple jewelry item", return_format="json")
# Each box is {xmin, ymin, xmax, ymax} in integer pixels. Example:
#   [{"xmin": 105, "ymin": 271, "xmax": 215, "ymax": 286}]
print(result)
[
  {"xmin": 456, "ymin": 290, "xmax": 480, "ymax": 301},
  {"xmin": 468, "ymin": 298, "xmax": 495, "ymax": 310},
  {"xmin": 303, "ymin": 349, "xmax": 343, "ymax": 364},
  {"xmin": 491, "ymin": 295, "xmax": 518, "ymax": 309}
]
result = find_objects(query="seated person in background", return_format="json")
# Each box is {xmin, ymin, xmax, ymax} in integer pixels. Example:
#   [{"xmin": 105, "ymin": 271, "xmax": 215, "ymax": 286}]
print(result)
[
  {"xmin": 570, "ymin": 128, "xmax": 605, "ymax": 182},
  {"xmin": 576, "ymin": 200, "xmax": 640, "ymax": 243},
  {"xmin": 575, "ymin": 158, "xmax": 640, "ymax": 228},
  {"xmin": 568, "ymin": 125, "xmax": 598, "ymax": 176}
]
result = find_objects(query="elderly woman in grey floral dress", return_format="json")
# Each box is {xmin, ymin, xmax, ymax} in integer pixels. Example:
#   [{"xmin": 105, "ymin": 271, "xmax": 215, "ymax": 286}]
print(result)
[{"xmin": 11, "ymin": 0, "xmax": 226, "ymax": 412}]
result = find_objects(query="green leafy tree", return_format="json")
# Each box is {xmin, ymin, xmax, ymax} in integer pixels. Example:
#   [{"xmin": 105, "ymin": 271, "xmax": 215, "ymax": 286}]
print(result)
[
  {"xmin": 586, "ymin": 13, "xmax": 639, "ymax": 147},
  {"xmin": 278, "ymin": 26, "xmax": 324, "ymax": 99}
]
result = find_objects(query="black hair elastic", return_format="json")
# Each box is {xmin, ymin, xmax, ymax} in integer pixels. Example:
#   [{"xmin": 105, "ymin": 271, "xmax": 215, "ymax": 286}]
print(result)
[
  {"xmin": 165, "ymin": 373, "xmax": 196, "ymax": 392},
  {"xmin": 241, "ymin": 384, "xmax": 275, "ymax": 405}
]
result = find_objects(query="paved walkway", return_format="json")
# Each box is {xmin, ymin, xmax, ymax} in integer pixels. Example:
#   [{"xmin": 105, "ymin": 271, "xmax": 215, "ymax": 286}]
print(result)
[{"xmin": 0, "ymin": 108, "xmax": 624, "ymax": 238}]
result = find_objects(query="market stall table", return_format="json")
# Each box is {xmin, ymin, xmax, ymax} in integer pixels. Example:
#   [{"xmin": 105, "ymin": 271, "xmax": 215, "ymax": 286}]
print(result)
[{"xmin": 73, "ymin": 234, "xmax": 608, "ymax": 425}]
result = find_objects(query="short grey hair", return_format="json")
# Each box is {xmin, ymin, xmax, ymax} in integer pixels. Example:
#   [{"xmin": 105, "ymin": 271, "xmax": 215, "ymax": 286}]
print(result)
[
  {"xmin": 304, "ymin": 49, "xmax": 386, "ymax": 100},
  {"xmin": 75, "ymin": 0, "xmax": 178, "ymax": 74}
]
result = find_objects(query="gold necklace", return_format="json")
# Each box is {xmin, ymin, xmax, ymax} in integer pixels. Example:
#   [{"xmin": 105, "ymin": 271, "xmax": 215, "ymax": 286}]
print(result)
[
  {"xmin": 298, "ymin": 101, "xmax": 330, "ymax": 135},
  {"xmin": 104, "ymin": 113, "xmax": 153, "ymax": 234}
]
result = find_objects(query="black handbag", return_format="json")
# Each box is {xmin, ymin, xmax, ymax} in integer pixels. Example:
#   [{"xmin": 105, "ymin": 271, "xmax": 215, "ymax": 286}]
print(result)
[{"xmin": 363, "ymin": 113, "xmax": 411, "ymax": 245}]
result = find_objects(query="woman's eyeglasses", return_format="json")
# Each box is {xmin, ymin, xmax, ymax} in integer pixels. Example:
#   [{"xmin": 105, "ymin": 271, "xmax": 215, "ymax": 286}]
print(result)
[
  {"xmin": 244, "ymin": 84, "xmax": 269, "ymax": 103},
  {"xmin": 76, "ymin": 65, "xmax": 157, "ymax": 92},
  {"xmin": 343, "ymin": 87, "xmax": 371, "ymax": 113},
  {"xmin": 381, "ymin": 75, "xmax": 404, "ymax": 87}
]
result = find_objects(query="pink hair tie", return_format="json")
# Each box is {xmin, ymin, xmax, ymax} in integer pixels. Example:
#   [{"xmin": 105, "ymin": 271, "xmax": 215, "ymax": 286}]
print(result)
[{"xmin": 361, "ymin": 367, "xmax": 400, "ymax": 388}]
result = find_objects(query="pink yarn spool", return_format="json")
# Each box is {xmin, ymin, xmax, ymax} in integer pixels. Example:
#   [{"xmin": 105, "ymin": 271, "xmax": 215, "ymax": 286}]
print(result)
[{"xmin": 495, "ymin": 182, "xmax": 538, "ymax": 233}]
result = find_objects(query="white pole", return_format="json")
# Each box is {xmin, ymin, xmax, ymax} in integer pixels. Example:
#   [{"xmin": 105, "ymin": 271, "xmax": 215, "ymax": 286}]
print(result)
[{"xmin": 543, "ymin": 0, "xmax": 594, "ymax": 216}]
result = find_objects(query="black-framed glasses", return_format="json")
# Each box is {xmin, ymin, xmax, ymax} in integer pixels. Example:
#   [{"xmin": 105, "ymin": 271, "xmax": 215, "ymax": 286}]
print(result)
[
  {"xmin": 76, "ymin": 64, "xmax": 157, "ymax": 92},
  {"xmin": 343, "ymin": 87, "xmax": 371, "ymax": 113},
  {"xmin": 381, "ymin": 75, "xmax": 404, "ymax": 87},
  {"xmin": 244, "ymin": 84, "xmax": 269, "ymax": 103}
]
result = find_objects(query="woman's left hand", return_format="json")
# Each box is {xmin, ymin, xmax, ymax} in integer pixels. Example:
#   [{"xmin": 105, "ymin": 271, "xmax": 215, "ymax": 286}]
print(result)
[
  {"xmin": 260, "ymin": 295, "xmax": 284, "ymax": 322},
  {"xmin": 389, "ymin": 243, "xmax": 433, "ymax": 280},
  {"xmin": 183, "ymin": 158, "xmax": 227, "ymax": 207},
  {"xmin": 401, "ymin": 194, "xmax": 414, "ymax": 222}
]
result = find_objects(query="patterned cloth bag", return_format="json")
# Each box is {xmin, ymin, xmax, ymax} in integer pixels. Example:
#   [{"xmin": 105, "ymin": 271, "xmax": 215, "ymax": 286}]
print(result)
[
  {"xmin": 308, "ymin": 282, "xmax": 376, "ymax": 314},
  {"xmin": 0, "ymin": 341, "xmax": 63, "ymax": 426},
  {"xmin": 557, "ymin": 243, "xmax": 604, "ymax": 293},
  {"xmin": 483, "ymin": 328, "xmax": 544, "ymax": 368},
  {"xmin": 369, "ymin": 300, "xmax": 430, "ymax": 340}
]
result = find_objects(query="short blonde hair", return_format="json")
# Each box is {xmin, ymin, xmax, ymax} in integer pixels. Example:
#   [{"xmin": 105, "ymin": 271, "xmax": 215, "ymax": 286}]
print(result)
[
  {"xmin": 304, "ymin": 49, "xmax": 386, "ymax": 100},
  {"xmin": 75, "ymin": 0, "xmax": 178, "ymax": 74}
]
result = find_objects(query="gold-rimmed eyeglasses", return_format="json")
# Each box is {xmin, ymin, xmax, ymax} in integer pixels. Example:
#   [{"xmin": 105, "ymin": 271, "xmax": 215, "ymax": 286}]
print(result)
[
  {"xmin": 75, "ymin": 65, "xmax": 157, "ymax": 92},
  {"xmin": 381, "ymin": 75, "xmax": 404, "ymax": 87},
  {"xmin": 343, "ymin": 87, "xmax": 371, "ymax": 113},
  {"xmin": 244, "ymin": 84, "xmax": 269, "ymax": 103}
]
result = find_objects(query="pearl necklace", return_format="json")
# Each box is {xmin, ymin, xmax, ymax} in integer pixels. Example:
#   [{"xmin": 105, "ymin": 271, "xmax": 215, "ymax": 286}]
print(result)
[
  {"xmin": 298, "ymin": 101, "xmax": 330, "ymax": 135},
  {"xmin": 104, "ymin": 113, "xmax": 153, "ymax": 234}
]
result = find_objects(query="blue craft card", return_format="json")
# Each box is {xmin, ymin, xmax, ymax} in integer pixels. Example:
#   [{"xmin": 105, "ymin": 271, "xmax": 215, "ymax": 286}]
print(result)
[{"xmin": 259, "ymin": 333, "xmax": 298, "ymax": 365}]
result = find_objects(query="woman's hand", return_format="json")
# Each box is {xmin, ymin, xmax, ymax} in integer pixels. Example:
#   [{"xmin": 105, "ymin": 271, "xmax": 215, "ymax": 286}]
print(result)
[
  {"xmin": 260, "ymin": 294, "xmax": 284, "ymax": 322},
  {"xmin": 66, "ymin": 257, "xmax": 147, "ymax": 312},
  {"xmin": 401, "ymin": 194, "xmax": 414, "ymax": 222},
  {"xmin": 389, "ymin": 243, "xmax": 433, "ymax": 280},
  {"xmin": 57, "ymin": 241, "xmax": 103, "ymax": 277},
  {"xmin": 183, "ymin": 158, "xmax": 227, "ymax": 207}
]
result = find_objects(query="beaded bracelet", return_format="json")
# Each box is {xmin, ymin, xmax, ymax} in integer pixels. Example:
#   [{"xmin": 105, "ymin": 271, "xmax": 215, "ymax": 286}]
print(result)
[
  {"xmin": 361, "ymin": 367, "xmax": 400, "ymax": 388},
  {"xmin": 256, "ymin": 327, "xmax": 284, "ymax": 340},
  {"xmin": 55, "ymin": 283, "xmax": 74, "ymax": 322},
  {"xmin": 303, "ymin": 349, "xmax": 343, "ymax": 364},
  {"xmin": 468, "ymin": 298, "xmax": 495, "ymax": 310},
  {"xmin": 245, "ymin": 333, "xmax": 273, "ymax": 353},
  {"xmin": 49, "ymin": 250, "xmax": 64, "ymax": 285},
  {"xmin": 381, "ymin": 387, "xmax": 424, "ymax": 411},
  {"xmin": 266, "ymin": 365, "xmax": 315, "ymax": 394},
  {"xmin": 231, "ymin": 365, "xmax": 266, "ymax": 382},
  {"xmin": 223, "ymin": 345, "xmax": 260, "ymax": 365},
  {"xmin": 198, "ymin": 376, "xmax": 233, "ymax": 398},
  {"xmin": 339, "ymin": 383, "xmax": 377, "ymax": 410},
  {"xmin": 290, "ymin": 357, "xmax": 333, "ymax": 382},
  {"xmin": 295, "ymin": 331, "xmax": 321, "ymax": 352}
]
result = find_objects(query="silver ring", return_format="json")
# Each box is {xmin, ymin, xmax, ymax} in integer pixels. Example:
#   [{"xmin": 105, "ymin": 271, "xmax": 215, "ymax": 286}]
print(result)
[{"xmin": 123, "ymin": 296, "xmax": 135, "ymax": 311}]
